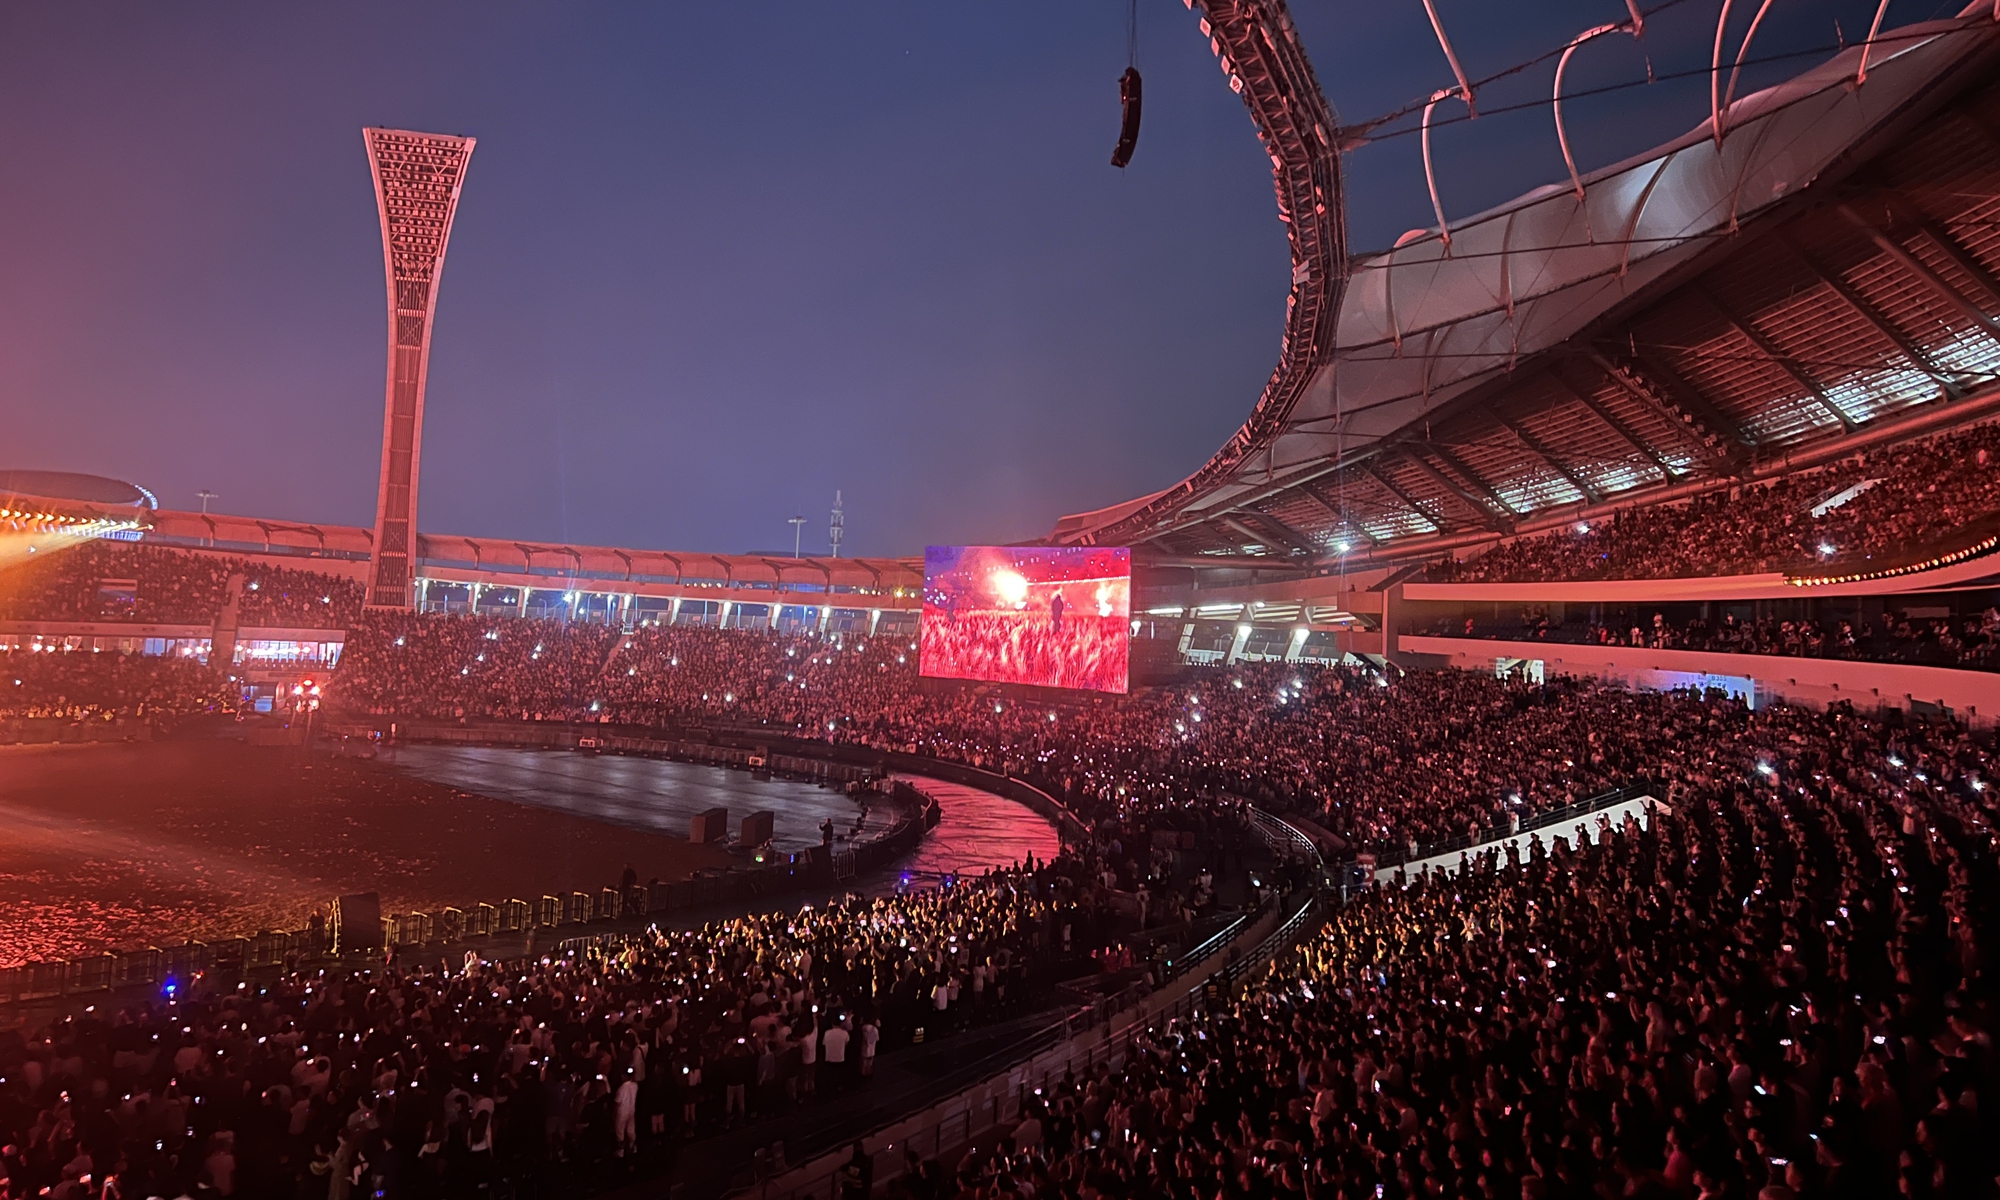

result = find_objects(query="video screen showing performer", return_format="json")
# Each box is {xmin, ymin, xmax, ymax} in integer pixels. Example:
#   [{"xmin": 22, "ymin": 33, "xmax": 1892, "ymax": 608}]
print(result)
[{"xmin": 920, "ymin": 545, "xmax": 1131, "ymax": 694}]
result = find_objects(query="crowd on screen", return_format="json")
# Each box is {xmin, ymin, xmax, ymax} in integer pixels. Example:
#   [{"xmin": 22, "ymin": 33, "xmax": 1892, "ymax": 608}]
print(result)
[
  {"xmin": 1425, "ymin": 422, "xmax": 2000, "ymax": 584},
  {"xmin": 1421, "ymin": 606, "xmax": 2000, "ymax": 672},
  {"xmin": 0, "ymin": 818, "xmax": 1272, "ymax": 1200},
  {"xmin": 0, "ymin": 542, "xmax": 362, "ymax": 628}
]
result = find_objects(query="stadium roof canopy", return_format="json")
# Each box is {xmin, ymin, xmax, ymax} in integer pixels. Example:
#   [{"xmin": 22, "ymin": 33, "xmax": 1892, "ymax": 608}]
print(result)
[
  {"xmin": 0, "ymin": 470, "xmax": 155, "ymax": 510},
  {"xmin": 1053, "ymin": 4, "xmax": 2000, "ymax": 568}
]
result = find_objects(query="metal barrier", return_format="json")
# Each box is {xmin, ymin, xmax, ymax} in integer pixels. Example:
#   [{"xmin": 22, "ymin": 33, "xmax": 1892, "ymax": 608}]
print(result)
[
  {"xmin": 1354, "ymin": 780, "xmax": 1661, "ymax": 873},
  {"xmin": 730, "ymin": 892, "xmax": 1318, "ymax": 1200}
]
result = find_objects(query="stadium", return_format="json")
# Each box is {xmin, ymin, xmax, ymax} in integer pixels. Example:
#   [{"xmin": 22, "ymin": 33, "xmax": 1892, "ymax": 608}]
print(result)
[{"xmin": 8, "ymin": 3, "xmax": 2000, "ymax": 1200}]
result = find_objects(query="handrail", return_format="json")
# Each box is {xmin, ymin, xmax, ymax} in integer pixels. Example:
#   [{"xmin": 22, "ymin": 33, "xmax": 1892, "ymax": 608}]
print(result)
[
  {"xmin": 729, "ymin": 894, "xmax": 1312, "ymax": 1200},
  {"xmin": 1352, "ymin": 780, "xmax": 1660, "ymax": 872}
]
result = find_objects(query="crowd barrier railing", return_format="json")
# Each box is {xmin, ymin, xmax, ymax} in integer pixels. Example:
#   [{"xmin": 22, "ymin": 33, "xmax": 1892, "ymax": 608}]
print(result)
[
  {"xmin": 1353, "ymin": 779, "xmax": 1663, "ymax": 876},
  {"xmin": 729, "ymin": 885, "xmax": 1321, "ymax": 1200}
]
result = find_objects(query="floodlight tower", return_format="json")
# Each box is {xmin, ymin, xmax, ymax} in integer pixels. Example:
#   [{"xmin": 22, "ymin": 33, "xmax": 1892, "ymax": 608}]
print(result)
[
  {"xmin": 829, "ymin": 491, "xmax": 844, "ymax": 558},
  {"xmin": 362, "ymin": 128, "xmax": 475, "ymax": 609}
]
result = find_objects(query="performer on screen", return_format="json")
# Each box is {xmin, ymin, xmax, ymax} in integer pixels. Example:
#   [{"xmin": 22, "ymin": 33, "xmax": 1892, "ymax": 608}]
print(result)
[{"xmin": 1049, "ymin": 590, "xmax": 1066, "ymax": 633}]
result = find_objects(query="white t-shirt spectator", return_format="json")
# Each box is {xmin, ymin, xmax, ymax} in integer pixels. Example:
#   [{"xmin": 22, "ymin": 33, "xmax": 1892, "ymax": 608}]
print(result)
[{"xmin": 823, "ymin": 1026, "xmax": 850, "ymax": 1064}]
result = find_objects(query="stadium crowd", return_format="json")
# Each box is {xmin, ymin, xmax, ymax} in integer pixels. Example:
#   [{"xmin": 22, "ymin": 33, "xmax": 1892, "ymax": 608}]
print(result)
[
  {"xmin": 0, "ymin": 646, "xmax": 233, "ymax": 730},
  {"xmin": 17, "ymin": 480, "xmax": 2000, "ymax": 1197},
  {"xmin": 0, "ymin": 541, "xmax": 361, "ymax": 628},
  {"xmin": 1425, "ymin": 421, "xmax": 2000, "ymax": 584},
  {"xmin": 917, "ymin": 696, "xmax": 2000, "ymax": 1200},
  {"xmin": 1421, "ymin": 606, "xmax": 2000, "ymax": 672},
  {"xmin": 0, "ymin": 844, "xmax": 1209, "ymax": 1200},
  {"xmin": 332, "ymin": 613, "xmax": 1751, "ymax": 861}
]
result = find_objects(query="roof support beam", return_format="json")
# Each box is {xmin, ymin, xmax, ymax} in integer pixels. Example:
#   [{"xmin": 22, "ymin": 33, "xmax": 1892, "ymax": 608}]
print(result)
[
  {"xmin": 1547, "ymin": 370, "xmax": 1686, "ymax": 483},
  {"xmin": 1244, "ymin": 510, "xmax": 1324, "ymax": 558},
  {"xmin": 1695, "ymin": 285, "xmax": 1855, "ymax": 432},
  {"xmin": 1403, "ymin": 452, "xmax": 1513, "ymax": 531},
  {"xmin": 1587, "ymin": 349, "xmax": 1750, "ymax": 463},
  {"xmin": 1427, "ymin": 444, "xmax": 1521, "ymax": 519},
  {"xmin": 1781, "ymin": 234, "xmax": 1963, "ymax": 399},
  {"xmin": 1361, "ymin": 464, "xmax": 1447, "ymax": 533},
  {"xmin": 1838, "ymin": 202, "xmax": 2000, "ymax": 345},
  {"xmin": 1492, "ymin": 414, "xmax": 1603, "ymax": 503},
  {"xmin": 1217, "ymin": 514, "xmax": 1302, "ymax": 559},
  {"xmin": 1902, "ymin": 124, "xmax": 2000, "ymax": 304},
  {"xmin": 1913, "ymin": 220, "xmax": 2000, "ymax": 310},
  {"xmin": 1295, "ymin": 479, "xmax": 1383, "ymax": 544}
]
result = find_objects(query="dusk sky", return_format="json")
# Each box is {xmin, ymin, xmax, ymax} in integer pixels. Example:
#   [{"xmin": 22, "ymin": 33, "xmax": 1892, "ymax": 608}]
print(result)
[{"xmin": 0, "ymin": 1, "xmax": 1902, "ymax": 557}]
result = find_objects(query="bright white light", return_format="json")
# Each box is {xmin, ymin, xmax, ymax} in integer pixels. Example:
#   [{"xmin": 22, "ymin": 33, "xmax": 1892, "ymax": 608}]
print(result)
[
  {"xmin": 1756, "ymin": 762, "xmax": 1775, "ymax": 777},
  {"xmin": 1817, "ymin": 543, "xmax": 1836, "ymax": 557},
  {"xmin": 1575, "ymin": 522, "xmax": 1590, "ymax": 535},
  {"xmin": 1336, "ymin": 541, "xmax": 1351, "ymax": 554},
  {"xmin": 990, "ymin": 568, "xmax": 1029, "ymax": 609}
]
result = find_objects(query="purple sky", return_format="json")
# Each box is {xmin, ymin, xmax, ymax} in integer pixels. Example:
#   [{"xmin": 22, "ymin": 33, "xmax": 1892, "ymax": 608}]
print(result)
[{"xmin": 0, "ymin": 1, "xmax": 1897, "ymax": 557}]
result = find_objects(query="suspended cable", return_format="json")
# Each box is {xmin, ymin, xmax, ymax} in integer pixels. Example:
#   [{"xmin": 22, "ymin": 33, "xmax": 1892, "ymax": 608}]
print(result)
[{"xmin": 1350, "ymin": 26, "xmax": 1945, "ymax": 149}]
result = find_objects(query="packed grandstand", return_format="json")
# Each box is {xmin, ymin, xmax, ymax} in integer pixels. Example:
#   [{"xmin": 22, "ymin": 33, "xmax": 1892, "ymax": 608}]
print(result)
[
  {"xmin": 4, "ymin": 518, "xmax": 2000, "ymax": 1197},
  {"xmin": 18, "ymin": 4, "xmax": 2000, "ymax": 1200}
]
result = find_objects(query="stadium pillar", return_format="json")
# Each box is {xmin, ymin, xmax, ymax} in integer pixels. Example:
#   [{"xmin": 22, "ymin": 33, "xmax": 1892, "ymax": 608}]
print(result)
[
  {"xmin": 817, "ymin": 606, "xmax": 832, "ymax": 634},
  {"xmin": 769, "ymin": 604, "xmax": 782, "ymax": 631},
  {"xmin": 470, "ymin": 582, "xmax": 483, "ymax": 613},
  {"xmin": 869, "ymin": 609, "xmax": 881, "ymax": 636},
  {"xmin": 1225, "ymin": 623, "xmax": 1252, "ymax": 664},
  {"xmin": 517, "ymin": 588, "xmax": 528, "ymax": 619},
  {"xmin": 668, "ymin": 596, "xmax": 682, "ymax": 625},
  {"xmin": 1285, "ymin": 627, "xmax": 1309, "ymax": 662},
  {"xmin": 1383, "ymin": 583, "xmax": 1403, "ymax": 664},
  {"xmin": 718, "ymin": 601, "xmax": 732, "ymax": 629},
  {"xmin": 361, "ymin": 129, "xmax": 475, "ymax": 610}
]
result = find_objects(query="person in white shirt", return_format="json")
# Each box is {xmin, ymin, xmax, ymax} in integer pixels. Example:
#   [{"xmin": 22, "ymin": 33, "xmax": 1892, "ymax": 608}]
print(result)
[
  {"xmin": 859, "ymin": 1019, "xmax": 880, "ymax": 1079},
  {"xmin": 822, "ymin": 1022, "xmax": 851, "ymax": 1091},
  {"xmin": 613, "ymin": 1073, "xmax": 639, "ymax": 1157}
]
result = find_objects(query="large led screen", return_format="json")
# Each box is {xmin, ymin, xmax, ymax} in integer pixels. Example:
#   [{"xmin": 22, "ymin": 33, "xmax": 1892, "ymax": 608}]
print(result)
[{"xmin": 921, "ymin": 545, "xmax": 1132, "ymax": 694}]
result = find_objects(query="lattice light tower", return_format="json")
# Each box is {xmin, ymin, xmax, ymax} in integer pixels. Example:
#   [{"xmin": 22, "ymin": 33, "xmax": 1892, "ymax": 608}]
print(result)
[{"xmin": 362, "ymin": 127, "xmax": 475, "ymax": 609}]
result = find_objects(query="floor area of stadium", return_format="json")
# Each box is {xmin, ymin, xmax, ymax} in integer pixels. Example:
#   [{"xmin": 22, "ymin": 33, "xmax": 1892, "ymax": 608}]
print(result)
[
  {"xmin": 374, "ymin": 744, "xmax": 878, "ymax": 851},
  {"xmin": 0, "ymin": 739, "xmax": 1067, "ymax": 968}
]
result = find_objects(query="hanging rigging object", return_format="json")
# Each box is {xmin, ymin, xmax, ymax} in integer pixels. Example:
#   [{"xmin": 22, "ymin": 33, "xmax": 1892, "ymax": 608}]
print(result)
[{"xmin": 1111, "ymin": 67, "xmax": 1144, "ymax": 168}]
